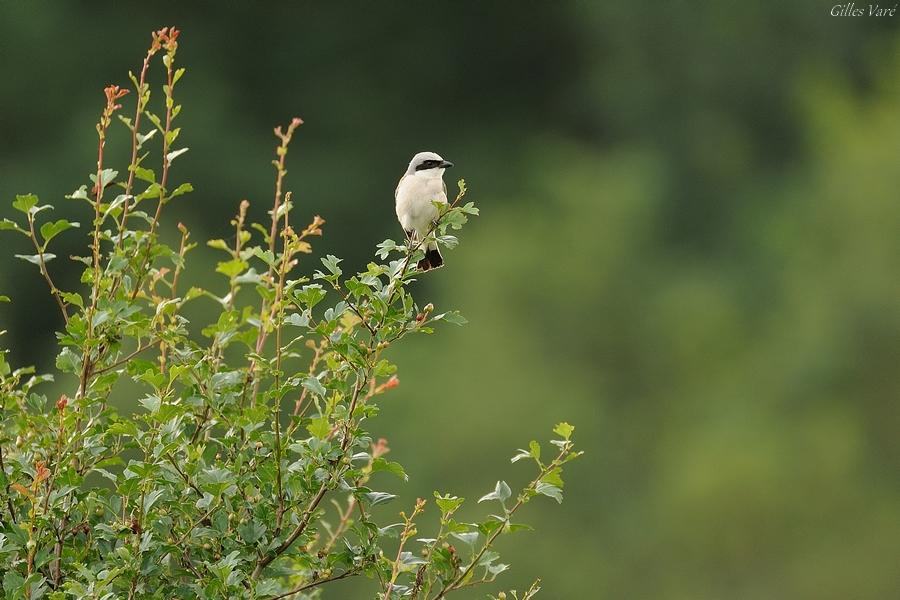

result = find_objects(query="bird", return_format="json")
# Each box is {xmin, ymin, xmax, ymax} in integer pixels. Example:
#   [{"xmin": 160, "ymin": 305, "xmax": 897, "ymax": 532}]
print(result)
[{"xmin": 395, "ymin": 151, "xmax": 454, "ymax": 271}]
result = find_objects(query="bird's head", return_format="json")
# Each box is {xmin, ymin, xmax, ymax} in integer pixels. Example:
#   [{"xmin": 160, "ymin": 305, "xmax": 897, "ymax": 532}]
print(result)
[{"xmin": 407, "ymin": 151, "xmax": 453, "ymax": 179}]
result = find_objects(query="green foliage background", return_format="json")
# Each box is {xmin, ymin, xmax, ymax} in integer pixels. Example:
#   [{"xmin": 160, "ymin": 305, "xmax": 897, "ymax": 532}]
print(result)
[{"xmin": 1, "ymin": 2, "xmax": 898, "ymax": 598}]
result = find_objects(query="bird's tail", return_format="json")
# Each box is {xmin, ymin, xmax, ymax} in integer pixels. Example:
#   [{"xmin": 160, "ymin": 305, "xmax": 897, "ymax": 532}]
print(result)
[{"xmin": 417, "ymin": 244, "xmax": 444, "ymax": 271}]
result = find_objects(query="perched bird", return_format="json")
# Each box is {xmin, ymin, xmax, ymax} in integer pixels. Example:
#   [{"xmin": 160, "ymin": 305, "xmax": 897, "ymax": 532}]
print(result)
[{"xmin": 395, "ymin": 151, "xmax": 454, "ymax": 271}]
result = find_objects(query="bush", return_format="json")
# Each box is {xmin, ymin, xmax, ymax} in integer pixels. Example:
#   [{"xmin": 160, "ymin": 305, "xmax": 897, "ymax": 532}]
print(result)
[{"xmin": 0, "ymin": 27, "xmax": 580, "ymax": 599}]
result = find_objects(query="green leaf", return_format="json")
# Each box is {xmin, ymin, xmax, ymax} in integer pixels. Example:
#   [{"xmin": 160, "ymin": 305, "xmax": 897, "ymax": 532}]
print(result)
[
  {"xmin": 371, "ymin": 457, "xmax": 408, "ymax": 481},
  {"xmin": 15, "ymin": 253, "xmax": 55, "ymax": 265},
  {"xmin": 459, "ymin": 201, "xmax": 479, "ymax": 215},
  {"xmin": 199, "ymin": 467, "xmax": 235, "ymax": 487},
  {"xmin": 436, "ymin": 234, "xmax": 459, "ymax": 249},
  {"xmin": 251, "ymin": 247, "xmax": 277, "ymax": 268},
  {"xmin": 378, "ymin": 522, "xmax": 405, "ymax": 538},
  {"xmin": 321, "ymin": 254, "xmax": 343, "ymax": 276},
  {"xmin": 238, "ymin": 520, "xmax": 266, "ymax": 545},
  {"xmin": 0, "ymin": 219, "xmax": 26, "ymax": 234},
  {"xmin": 40, "ymin": 219, "xmax": 79, "ymax": 245},
  {"xmin": 165, "ymin": 127, "xmax": 181, "ymax": 145},
  {"xmin": 89, "ymin": 168, "xmax": 118, "ymax": 189},
  {"xmin": 56, "ymin": 347, "xmax": 81, "ymax": 373},
  {"xmin": 170, "ymin": 182, "xmax": 193, "ymax": 198},
  {"xmin": 133, "ymin": 166, "xmax": 156, "ymax": 183},
  {"xmin": 146, "ymin": 111, "xmax": 163, "ymax": 131},
  {"xmin": 295, "ymin": 284, "xmax": 326, "ymax": 309},
  {"xmin": 451, "ymin": 531, "xmax": 479, "ymax": 546},
  {"xmin": 166, "ymin": 148, "xmax": 189, "ymax": 163},
  {"xmin": 65, "ymin": 186, "xmax": 90, "ymax": 201},
  {"xmin": 12, "ymin": 193, "xmax": 38, "ymax": 214},
  {"xmin": 216, "ymin": 259, "xmax": 247, "ymax": 279},
  {"xmin": 529, "ymin": 440, "xmax": 541, "ymax": 461},
  {"xmin": 307, "ymin": 416, "xmax": 330, "ymax": 439},
  {"xmin": 284, "ymin": 312, "xmax": 310, "ymax": 327},
  {"xmin": 139, "ymin": 394, "xmax": 162, "ymax": 414},
  {"xmin": 136, "ymin": 129, "xmax": 157, "ymax": 146},
  {"xmin": 434, "ymin": 492, "xmax": 464, "ymax": 515},
  {"xmin": 302, "ymin": 375, "xmax": 326, "ymax": 397},
  {"xmin": 553, "ymin": 422, "xmax": 574, "ymax": 440},
  {"xmin": 479, "ymin": 480, "xmax": 512, "ymax": 504},
  {"xmin": 255, "ymin": 581, "xmax": 282, "ymax": 597},
  {"xmin": 541, "ymin": 467, "xmax": 564, "ymax": 488},
  {"xmin": 535, "ymin": 482, "xmax": 563, "ymax": 503},
  {"xmin": 511, "ymin": 449, "xmax": 531, "ymax": 463},
  {"xmin": 143, "ymin": 489, "xmax": 165, "ymax": 512},
  {"xmin": 376, "ymin": 239, "xmax": 400, "ymax": 259},
  {"xmin": 207, "ymin": 239, "xmax": 231, "ymax": 252},
  {"xmin": 60, "ymin": 292, "xmax": 84, "ymax": 308},
  {"xmin": 433, "ymin": 311, "xmax": 467, "ymax": 326},
  {"xmin": 2, "ymin": 570, "xmax": 25, "ymax": 594},
  {"xmin": 364, "ymin": 491, "xmax": 397, "ymax": 506}
]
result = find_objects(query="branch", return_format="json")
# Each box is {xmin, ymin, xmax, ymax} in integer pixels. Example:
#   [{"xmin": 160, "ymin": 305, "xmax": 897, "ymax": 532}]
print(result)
[
  {"xmin": 25, "ymin": 212, "xmax": 68, "ymax": 324},
  {"xmin": 130, "ymin": 36, "xmax": 179, "ymax": 301},
  {"xmin": 251, "ymin": 374, "xmax": 369, "ymax": 579},
  {"xmin": 379, "ymin": 184, "xmax": 467, "ymax": 330},
  {"xmin": 269, "ymin": 567, "xmax": 361, "ymax": 600},
  {"xmin": 117, "ymin": 39, "xmax": 159, "ymax": 248},
  {"xmin": 432, "ymin": 443, "xmax": 571, "ymax": 600},
  {"xmin": 91, "ymin": 338, "xmax": 160, "ymax": 376}
]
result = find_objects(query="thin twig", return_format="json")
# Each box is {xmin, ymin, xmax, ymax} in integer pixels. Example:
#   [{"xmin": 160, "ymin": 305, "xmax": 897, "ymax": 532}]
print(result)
[
  {"xmin": 272, "ymin": 192, "xmax": 293, "ymax": 533},
  {"xmin": 0, "ymin": 443, "xmax": 16, "ymax": 524},
  {"xmin": 92, "ymin": 338, "xmax": 160, "ymax": 376},
  {"xmin": 432, "ymin": 445, "xmax": 570, "ymax": 600},
  {"xmin": 269, "ymin": 568, "xmax": 361, "ymax": 600},
  {"xmin": 383, "ymin": 498, "xmax": 426, "ymax": 599},
  {"xmin": 117, "ymin": 39, "xmax": 159, "ymax": 248},
  {"xmin": 378, "ymin": 184, "xmax": 467, "ymax": 331},
  {"xmin": 130, "ymin": 35, "xmax": 179, "ymax": 301},
  {"xmin": 247, "ymin": 118, "xmax": 303, "ymax": 409},
  {"xmin": 164, "ymin": 454, "xmax": 204, "ymax": 498},
  {"xmin": 251, "ymin": 373, "xmax": 368, "ymax": 579},
  {"xmin": 25, "ymin": 213, "xmax": 68, "ymax": 324}
]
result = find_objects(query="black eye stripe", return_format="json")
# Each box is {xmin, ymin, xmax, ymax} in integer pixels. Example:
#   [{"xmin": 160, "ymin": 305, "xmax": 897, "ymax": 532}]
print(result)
[{"xmin": 415, "ymin": 159, "xmax": 440, "ymax": 171}]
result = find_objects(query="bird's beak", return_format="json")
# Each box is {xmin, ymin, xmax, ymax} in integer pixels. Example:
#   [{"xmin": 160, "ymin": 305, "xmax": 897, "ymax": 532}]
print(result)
[{"xmin": 439, "ymin": 160, "xmax": 454, "ymax": 169}]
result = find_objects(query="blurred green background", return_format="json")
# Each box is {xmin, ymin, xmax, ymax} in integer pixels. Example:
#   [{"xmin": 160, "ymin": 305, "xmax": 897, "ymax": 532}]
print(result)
[{"xmin": 1, "ymin": 1, "xmax": 899, "ymax": 598}]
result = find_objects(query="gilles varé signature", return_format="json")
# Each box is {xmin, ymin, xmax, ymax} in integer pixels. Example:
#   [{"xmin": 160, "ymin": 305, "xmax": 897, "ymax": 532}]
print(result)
[{"xmin": 831, "ymin": 3, "xmax": 898, "ymax": 15}]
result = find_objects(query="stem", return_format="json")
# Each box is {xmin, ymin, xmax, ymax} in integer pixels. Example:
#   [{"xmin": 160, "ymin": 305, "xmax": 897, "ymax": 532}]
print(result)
[
  {"xmin": 331, "ymin": 281, "xmax": 376, "ymax": 336},
  {"xmin": 130, "ymin": 49, "xmax": 176, "ymax": 301},
  {"xmin": 432, "ymin": 444, "xmax": 571, "ymax": 600},
  {"xmin": 384, "ymin": 499, "xmax": 425, "ymax": 599},
  {"xmin": 0, "ymin": 443, "xmax": 16, "ymax": 524},
  {"xmin": 91, "ymin": 338, "xmax": 160, "ymax": 376},
  {"xmin": 291, "ymin": 341, "xmax": 323, "ymax": 417},
  {"xmin": 247, "ymin": 118, "xmax": 302, "ymax": 408},
  {"xmin": 269, "ymin": 568, "xmax": 361, "ymax": 600},
  {"xmin": 164, "ymin": 453, "xmax": 204, "ymax": 498},
  {"xmin": 117, "ymin": 48, "xmax": 155, "ymax": 248},
  {"xmin": 272, "ymin": 193, "xmax": 292, "ymax": 533},
  {"xmin": 159, "ymin": 224, "xmax": 189, "ymax": 371},
  {"xmin": 251, "ymin": 373, "xmax": 369, "ymax": 579},
  {"xmin": 320, "ymin": 441, "xmax": 383, "ymax": 554},
  {"xmin": 25, "ymin": 213, "xmax": 68, "ymax": 324},
  {"xmin": 378, "ymin": 185, "xmax": 466, "ymax": 331}
]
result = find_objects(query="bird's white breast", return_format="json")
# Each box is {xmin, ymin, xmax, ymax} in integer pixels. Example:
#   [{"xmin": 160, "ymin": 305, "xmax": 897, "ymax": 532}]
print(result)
[{"xmin": 395, "ymin": 172, "xmax": 447, "ymax": 235}]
